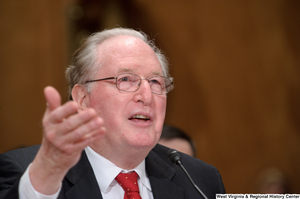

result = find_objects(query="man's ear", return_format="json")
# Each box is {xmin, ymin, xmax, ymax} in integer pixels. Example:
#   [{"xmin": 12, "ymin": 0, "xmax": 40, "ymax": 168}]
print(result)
[{"xmin": 72, "ymin": 84, "xmax": 88, "ymax": 110}]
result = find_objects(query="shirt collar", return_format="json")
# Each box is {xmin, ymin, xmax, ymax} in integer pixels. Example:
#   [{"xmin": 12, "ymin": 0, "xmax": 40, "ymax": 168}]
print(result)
[{"xmin": 85, "ymin": 146, "xmax": 152, "ymax": 193}]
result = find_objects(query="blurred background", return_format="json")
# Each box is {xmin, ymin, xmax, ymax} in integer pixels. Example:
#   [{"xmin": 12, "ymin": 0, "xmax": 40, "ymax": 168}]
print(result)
[{"xmin": 0, "ymin": 0, "xmax": 299, "ymax": 194}]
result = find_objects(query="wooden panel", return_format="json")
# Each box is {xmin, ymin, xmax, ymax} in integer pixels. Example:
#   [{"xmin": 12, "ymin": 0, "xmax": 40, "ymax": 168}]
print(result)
[
  {"xmin": 132, "ymin": 0, "xmax": 300, "ymax": 193},
  {"xmin": 0, "ymin": 1, "xmax": 68, "ymax": 152}
]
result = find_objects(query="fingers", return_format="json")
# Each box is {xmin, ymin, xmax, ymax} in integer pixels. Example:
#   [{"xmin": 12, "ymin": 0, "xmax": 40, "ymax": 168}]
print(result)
[
  {"xmin": 47, "ymin": 109, "xmax": 105, "ymax": 151},
  {"xmin": 42, "ymin": 85, "xmax": 105, "ymax": 150},
  {"xmin": 32, "ymin": 86, "xmax": 105, "ymax": 193},
  {"xmin": 44, "ymin": 86, "xmax": 61, "ymax": 112},
  {"xmin": 46, "ymin": 101, "xmax": 78, "ymax": 124},
  {"xmin": 57, "ymin": 121, "xmax": 106, "ymax": 155},
  {"xmin": 59, "ymin": 108, "xmax": 101, "ymax": 135},
  {"xmin": 42, "ymin": 86, "xmax": 105, "ymax": 153}
]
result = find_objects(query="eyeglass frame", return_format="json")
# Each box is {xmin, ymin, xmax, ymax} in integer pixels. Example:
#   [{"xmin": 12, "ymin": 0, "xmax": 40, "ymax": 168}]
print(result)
[{"xmin": 84, "ymin": 73, "xmax": 174, "ymax": 95}]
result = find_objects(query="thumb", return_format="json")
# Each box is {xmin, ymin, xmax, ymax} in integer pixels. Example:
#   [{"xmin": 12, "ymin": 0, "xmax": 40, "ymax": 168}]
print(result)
[{"xmin": 44, "ymin": 86, "xmax": 61, "ymax": 113}]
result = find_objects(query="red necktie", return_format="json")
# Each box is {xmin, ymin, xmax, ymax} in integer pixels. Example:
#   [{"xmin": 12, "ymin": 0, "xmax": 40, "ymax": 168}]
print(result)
[{"xmin": 115, "ymin": 171, "xmax": 142, "ymax": 199}]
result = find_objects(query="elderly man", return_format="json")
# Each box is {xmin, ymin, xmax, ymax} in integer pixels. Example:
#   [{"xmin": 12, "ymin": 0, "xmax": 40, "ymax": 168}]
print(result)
[{"xmin": 0, "ymin": 28, "xmax": 225, "ymax": 199}]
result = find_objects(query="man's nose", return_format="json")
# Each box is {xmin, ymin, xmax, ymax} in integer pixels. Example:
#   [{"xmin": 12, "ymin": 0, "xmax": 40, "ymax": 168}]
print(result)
[{"xmin": 135, "ymin": 79, "xmax": 153, "ymax": 105}]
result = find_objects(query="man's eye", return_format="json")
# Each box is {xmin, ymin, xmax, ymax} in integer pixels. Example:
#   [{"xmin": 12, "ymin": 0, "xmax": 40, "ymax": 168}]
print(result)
[
  {"xmin": 150, "ymin": 79, "xmax": 161, "ymax": 85},
  {"xmin": 119, "ymin": 77, "xmax": 131, "ymax": 81}
]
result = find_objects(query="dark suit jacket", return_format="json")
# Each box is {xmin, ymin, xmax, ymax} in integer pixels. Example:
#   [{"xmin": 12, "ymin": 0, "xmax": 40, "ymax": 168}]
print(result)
[{"xmin": 0, "ymin": 144, "xmax": 225, "ymax": 199}]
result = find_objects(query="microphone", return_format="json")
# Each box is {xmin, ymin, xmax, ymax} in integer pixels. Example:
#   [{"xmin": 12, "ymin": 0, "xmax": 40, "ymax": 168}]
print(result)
[{"xmin": 168, "ymin": 149, "xmax": 208, "ymax": 199}]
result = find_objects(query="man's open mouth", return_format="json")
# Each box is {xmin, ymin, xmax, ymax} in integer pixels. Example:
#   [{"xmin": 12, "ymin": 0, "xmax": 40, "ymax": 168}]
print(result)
[{"xmin": 129, "ymin": 114, "xmax": 150, "ymax": 121}]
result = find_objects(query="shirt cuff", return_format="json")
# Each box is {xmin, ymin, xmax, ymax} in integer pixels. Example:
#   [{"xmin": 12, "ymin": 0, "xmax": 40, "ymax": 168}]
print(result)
[{"xmin": 19, "ymin": 163, "xmax": 61, "ymax": 199}]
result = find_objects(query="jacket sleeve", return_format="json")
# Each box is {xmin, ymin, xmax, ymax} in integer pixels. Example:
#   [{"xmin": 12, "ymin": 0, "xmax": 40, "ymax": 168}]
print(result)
[
  {"xmin": 215, "ymin": 167, "xmax": 226, "ymax": 194},
  {"xmin": 0, "ymin": 145, "xmax": 39, "ymax": 199},
  {"xmin": 0, "ymin": 152, "xmax": 24, "ymax": 199}
]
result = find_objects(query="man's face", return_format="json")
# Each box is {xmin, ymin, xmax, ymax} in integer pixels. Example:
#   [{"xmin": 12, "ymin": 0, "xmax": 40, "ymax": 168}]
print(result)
[{"xmin": 84, "ymin": 35, "xmax": 167, "ymax": 154}]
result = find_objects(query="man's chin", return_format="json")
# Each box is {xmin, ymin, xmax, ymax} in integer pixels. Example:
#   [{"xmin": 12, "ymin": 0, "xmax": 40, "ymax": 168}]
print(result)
[{"xmin": 129, "ymin": 139, "xmax": 157, "ymax": 150}]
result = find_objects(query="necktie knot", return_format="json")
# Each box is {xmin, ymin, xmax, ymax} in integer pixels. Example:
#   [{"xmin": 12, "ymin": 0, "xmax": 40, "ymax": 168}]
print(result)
[{"xmin": 115, "ymin": 171, "xmax": 142, "ymax": 199}]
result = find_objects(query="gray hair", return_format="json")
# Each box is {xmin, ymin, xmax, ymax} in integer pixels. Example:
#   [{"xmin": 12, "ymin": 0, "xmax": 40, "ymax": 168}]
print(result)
[{"xmin": 65, "ymin": 27, "xmax": 169, "ymax": 100}]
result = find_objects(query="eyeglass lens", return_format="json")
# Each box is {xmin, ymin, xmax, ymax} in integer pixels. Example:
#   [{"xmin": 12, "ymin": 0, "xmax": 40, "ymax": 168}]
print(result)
[{"xmin": 116, "ymin": 73, "xmax": 172, "ymax": 94}]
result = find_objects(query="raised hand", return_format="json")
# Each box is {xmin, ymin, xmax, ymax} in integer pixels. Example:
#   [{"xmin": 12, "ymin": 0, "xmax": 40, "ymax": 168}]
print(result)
[{"xmin": 29, "ymin": 86, "xmax": 105, "ymax": 195}]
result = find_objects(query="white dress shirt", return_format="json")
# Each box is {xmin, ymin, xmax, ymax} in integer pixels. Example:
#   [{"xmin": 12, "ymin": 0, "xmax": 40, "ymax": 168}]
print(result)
[
  {"xmin": 85, "ymin": 146, "xmax": 153, "ymax": 199},
  {"xmin": 19, "ymin": 147, "xmax": 153, "ymax": 199},
  {"xmin": 19, "ymin": 164, "xmax": 61, "ymax": 199}
]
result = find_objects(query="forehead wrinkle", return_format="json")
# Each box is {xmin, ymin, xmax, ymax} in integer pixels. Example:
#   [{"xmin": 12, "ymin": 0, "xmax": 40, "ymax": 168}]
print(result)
[{"xmin": 97, "ymin": 36, "xmax": 163, "ymax": 76}]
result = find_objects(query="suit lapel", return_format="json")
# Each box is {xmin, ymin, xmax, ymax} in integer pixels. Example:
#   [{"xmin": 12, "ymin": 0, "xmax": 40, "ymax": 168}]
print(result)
[
  {"xmin": 59, "ymin": 146, "xmax": 185, "ymax": 199},
  {"xmin": 146, "ymin": 149, "xmax": 185, "ymax": 199},
  {"xmin": 62, "ymin": 151, "xmax": 103, "ymax": 199}
]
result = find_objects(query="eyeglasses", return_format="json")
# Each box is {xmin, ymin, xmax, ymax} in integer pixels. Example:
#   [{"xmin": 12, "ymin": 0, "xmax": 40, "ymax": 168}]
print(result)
[{"xmin": 84, "ymin": 73, "xmax": 174, "ymax": 95}]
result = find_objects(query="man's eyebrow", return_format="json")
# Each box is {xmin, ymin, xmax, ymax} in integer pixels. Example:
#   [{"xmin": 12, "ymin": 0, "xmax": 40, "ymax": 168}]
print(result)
[
  {"xmin": 117, "ymin": 68, "xmax": 133, "ymax": 73},
  {"xmin": 117, "ymin": 67, "xmax": 163, "ymax": 76},
  {"xmin": 152, "ymin": 71, "xmax": 162, "ymax": 76}
]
